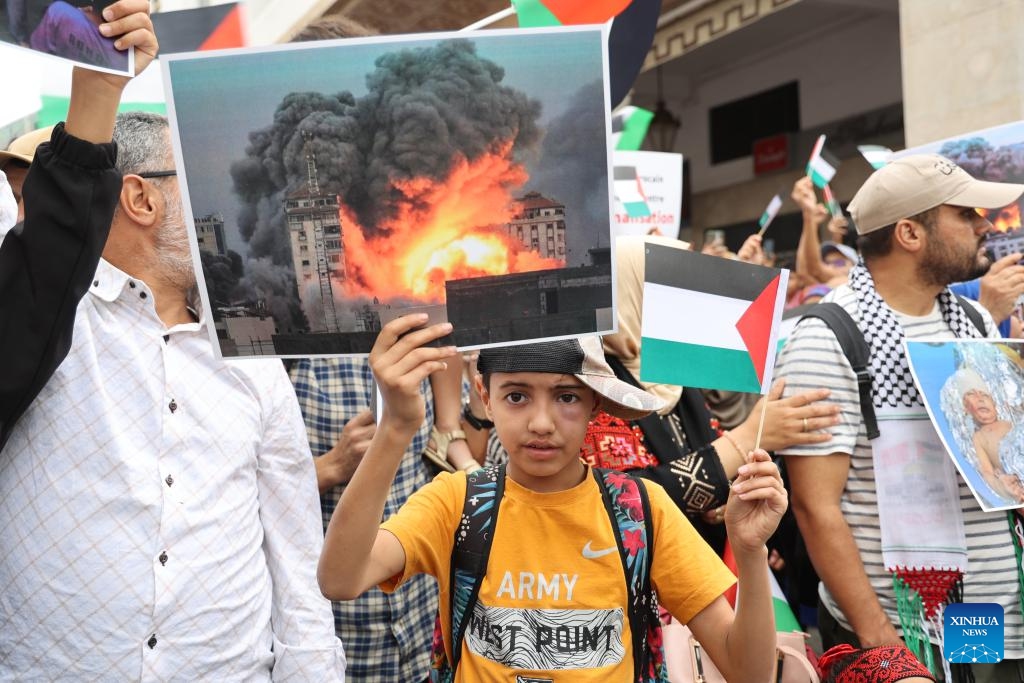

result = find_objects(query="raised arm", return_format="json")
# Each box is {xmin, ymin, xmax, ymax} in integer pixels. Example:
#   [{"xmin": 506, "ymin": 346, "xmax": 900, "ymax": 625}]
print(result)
[
  {"xmin": 0, "ymin": 0, "xmax": 157, "ymax": 451},
  {"xmin": 792, "ymin": 176, "xmax": 842, "ymax": 284},
  {"xmin": 686, "ymin": 449, "xmax": 789, "ymax": 681},
  {"xmin": 318, "ymin": 315, "xmax": 457, "ymax": 600}
]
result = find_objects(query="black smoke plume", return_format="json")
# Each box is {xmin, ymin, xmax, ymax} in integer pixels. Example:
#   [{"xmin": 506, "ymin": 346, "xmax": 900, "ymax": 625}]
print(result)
[{"xmin": 231, "ymin": 38, "xmax": 543, "ymax": 268}]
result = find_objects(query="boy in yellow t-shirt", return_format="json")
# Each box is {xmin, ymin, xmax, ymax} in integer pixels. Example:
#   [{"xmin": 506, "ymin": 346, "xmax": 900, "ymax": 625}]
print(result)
[{"xmin": 319, "ymin": 315, "xmax": 789, "ymax": 682}]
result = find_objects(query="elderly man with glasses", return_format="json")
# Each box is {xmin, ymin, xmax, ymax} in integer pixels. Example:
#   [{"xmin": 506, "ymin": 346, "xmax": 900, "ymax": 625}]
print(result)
[{"xmin": 0, "ymin": 2, "xmax": 344, "ymax": 679}]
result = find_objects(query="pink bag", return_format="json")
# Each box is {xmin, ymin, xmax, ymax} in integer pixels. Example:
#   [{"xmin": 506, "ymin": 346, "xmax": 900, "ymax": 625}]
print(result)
[{"xmin": 662, "ymin": 619, "xmax": 820, "ymax": 683}]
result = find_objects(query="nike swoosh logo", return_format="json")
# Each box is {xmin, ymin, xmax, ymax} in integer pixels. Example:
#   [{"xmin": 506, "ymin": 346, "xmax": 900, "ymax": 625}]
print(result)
[{"xmin": 582, "ymin": 541, "xmax": 617, "ymax": 559}]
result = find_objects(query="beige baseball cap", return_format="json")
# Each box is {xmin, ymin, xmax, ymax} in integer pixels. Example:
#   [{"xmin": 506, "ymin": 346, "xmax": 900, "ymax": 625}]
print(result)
[
  {"xmin": 0, "ymin": 126, "xmax": 55, "ymax": 169},
  {"xmin": 848, "ymin": 153, "xmax": 1024, "ymax": 234}
]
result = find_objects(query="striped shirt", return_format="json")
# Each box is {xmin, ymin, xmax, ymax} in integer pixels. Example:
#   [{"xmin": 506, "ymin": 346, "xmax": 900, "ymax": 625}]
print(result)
[
  {"xmin": 777, "ymin": 285, "xmax": 1023, "ymax": 658},
  {"xmin": 290, "ymin": 358, "xmax": 438, "ymax": 683}
]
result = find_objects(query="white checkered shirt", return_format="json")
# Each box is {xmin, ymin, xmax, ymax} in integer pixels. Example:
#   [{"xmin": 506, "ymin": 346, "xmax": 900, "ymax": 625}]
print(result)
[
  {"xmin": 0, "ymin": 259, "xmax": 345, "ymax": 681},
  {"xmin": 290, "ymin": 358, "xmax": 438, "ymax": 683}
]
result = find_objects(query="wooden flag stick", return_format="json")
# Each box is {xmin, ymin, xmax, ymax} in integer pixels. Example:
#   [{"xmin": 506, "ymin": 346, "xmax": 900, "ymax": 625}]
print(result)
[
  {"xmin": 460, "ymin": 6, "xmax": 516, "ymax": 31},
  {"xmin": 753, "ymin": 390, "xmax": 770, "ymax": 453}
]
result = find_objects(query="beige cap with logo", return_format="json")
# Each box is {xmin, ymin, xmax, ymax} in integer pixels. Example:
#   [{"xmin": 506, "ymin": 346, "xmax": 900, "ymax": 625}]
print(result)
[{"xmin": 848, "ymin": 153, "xmax": 1024, "ymax": 234}]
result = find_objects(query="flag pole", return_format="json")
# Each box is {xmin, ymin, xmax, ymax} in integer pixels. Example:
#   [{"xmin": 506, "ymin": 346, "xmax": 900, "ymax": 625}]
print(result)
[
  {"xmin": 753, "ymin": 393, "xmax": 770, "ymax": 453},
  {"xmin": 460, "ymin": 6, "xmax": 516, "ymax": 31}
]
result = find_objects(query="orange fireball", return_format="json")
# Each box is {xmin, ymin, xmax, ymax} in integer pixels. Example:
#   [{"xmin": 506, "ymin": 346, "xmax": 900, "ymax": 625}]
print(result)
[{"xmin": 339, "ymin": 142, "xmax": 564, "ymax": 303}]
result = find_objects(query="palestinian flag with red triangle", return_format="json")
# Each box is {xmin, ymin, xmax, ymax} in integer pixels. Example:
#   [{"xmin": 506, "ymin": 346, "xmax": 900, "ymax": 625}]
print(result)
[{"xmin": 640, "ymin": 243, "xmax": 789, "ymax": 394}]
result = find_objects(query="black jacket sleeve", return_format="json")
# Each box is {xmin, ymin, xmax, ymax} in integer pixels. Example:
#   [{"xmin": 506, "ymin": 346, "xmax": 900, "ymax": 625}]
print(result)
[{"xmin": 0, "ymin": 123, "xmax": 120, "ymax": 451}]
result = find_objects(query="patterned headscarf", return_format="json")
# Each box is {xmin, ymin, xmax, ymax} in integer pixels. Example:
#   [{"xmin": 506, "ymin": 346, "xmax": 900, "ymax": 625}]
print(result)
[{"xmin": 847, "ymin": 262, "xmax": 984, "ymax": 408}]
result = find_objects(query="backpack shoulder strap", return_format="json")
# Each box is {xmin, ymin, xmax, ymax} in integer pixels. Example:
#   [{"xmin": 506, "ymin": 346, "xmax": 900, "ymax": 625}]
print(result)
[
  {"xmin": 593, "ymin": 467, "xmax": 666, "ymax": 682},
  {"xmin": 448, "ymin": 464, "xmax": 506, "ymax": 674},
  {"xmin": 798, "ymin": 303, "xmax": 880, "ymax": 440},
  {"xmin": 953, "ymin": 293, "xmax": 987, "ymax": 337}
]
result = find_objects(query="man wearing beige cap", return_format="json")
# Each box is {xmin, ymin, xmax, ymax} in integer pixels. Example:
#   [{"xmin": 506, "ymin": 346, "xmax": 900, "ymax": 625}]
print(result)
[
  {"xmin": 777, "ymin": 154, "xmax": 1024, "ymax": 681},
  {"xmin": 0, "ymin": 125, "xmax": 53, "ymax": 225}
]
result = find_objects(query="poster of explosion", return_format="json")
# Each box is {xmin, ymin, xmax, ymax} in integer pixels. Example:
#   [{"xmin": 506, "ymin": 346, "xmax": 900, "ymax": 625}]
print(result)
[
  {"xmin": 900, "ymin": 120, "xmax": 1024, "ymax": 256},
  {"xmin": 161, "ymin": 27, "xmax": 615, "ymax": 358}
]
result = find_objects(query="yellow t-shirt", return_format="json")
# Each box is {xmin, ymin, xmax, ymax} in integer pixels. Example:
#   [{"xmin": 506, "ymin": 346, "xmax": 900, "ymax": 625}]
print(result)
[{"xmin": 380, "ymin": 469, "xmax": 735, "ymax": 682}]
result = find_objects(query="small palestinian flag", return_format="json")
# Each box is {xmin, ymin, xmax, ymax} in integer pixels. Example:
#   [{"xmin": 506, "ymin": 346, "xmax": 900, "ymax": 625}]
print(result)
[
  {"xmin": 511, "ymin": 0, "xmax": 631, "ymax": 25},
  {"xmin": 757, "ymin": 194, "xmax": 783, "ymax": 234},
  {"xmin": 612, "ymin": 106, "xmax": 654, "ymax": 151},
  {"xmin": 806, "ymin": 135, "xmax": 840, "ymax": 189},
  {"xmin": 823, "ymin": 184, "xmax": 843, "ymax": 217},
  {"xmin": 640, "ymin": 243, "xmax": 789, "ymax": 394},
  {"xmin": 613, "ymin": 166, "xmax": 651, "ymax": 218},
  {"xmin": 858, "ymin": 144, "xmax": 893, "ymax": 170}
]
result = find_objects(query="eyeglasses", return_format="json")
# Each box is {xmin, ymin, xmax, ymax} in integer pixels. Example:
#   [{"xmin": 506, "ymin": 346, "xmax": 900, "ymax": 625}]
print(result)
[{"xmin": 136, "ymin": 170, "xmax": 177, "ymax": 179}]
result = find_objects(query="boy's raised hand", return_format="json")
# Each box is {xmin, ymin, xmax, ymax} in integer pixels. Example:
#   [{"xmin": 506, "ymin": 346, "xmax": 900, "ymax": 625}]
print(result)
[
  {"xmin": 724, "ymin": 449, "xmax": 788, "ymax": 554},
  {"xmin": 369, "ymin": 314, "xmax": 458, "ymax": 432}
]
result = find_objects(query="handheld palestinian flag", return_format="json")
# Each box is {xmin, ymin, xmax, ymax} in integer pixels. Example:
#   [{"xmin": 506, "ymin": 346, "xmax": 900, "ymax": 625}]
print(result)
[
  {"xmin": 757, "ymin": 194, "xmax": 783, "ymax": 235},
  {"xmin": 806, "ymin": 135, "xmax": 840, "ymax": 189},
  {"xmin": 613, "ymin": 166, "xmax": 651, "ymax": 218},
  {"xmin": 512, "ymin": 0, "xmax": 662, "ymax": 108},
  {"xmin": 612, "ymin": 106, "xmax": 654, "ymax": 151},
  {"xmin": 640, "ymin": 243, "xmax": 789, "ymax": 394},
  {"xmin": 823, "ymin": 184, "xmax": 843, "ymax": 217},
  {"xmin": 858, "ymin": 144, "xmax": 893, "ymax": 170}
]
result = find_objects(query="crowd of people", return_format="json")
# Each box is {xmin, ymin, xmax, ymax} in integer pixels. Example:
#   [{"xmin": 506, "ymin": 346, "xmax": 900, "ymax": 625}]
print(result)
[{"xmin": 2, "ymin": 3, "xmax": 1024, "ymax": 682}]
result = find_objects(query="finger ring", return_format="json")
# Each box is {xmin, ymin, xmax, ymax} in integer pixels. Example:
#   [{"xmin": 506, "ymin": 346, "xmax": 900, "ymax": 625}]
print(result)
[{"xmin": 802, "ymin": 417, "xmax": 808, "ymax": 432}]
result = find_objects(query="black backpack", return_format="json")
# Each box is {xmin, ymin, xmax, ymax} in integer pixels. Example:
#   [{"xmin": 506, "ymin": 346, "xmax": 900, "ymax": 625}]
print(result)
[
  {"xmin": 798, "ymin": 294, "xmax": 985, "ymax": 440},
  {"xmin": 428, "ymin": 464, "xmax": 668, "ymax": 683}
]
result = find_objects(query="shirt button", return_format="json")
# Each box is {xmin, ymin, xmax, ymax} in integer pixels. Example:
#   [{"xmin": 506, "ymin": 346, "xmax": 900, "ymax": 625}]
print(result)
[
  {"xmin": 165, "ymin": 474, "xmax": 174, "ymax": 487},
  {"xmin": 147, "ymin": 634, "xmax": 157, "ymax": 649},
  {"xmin": 92, "ymin": 280, "xmax": 99, "ymax": 287},
  {"xmin": 169, "ymin": 399, "xmax": 177, "ymax": 413},
  {"xmin": 140, "ymin": 292, "xmax": 148, "ymax": 300},
  {"xmin": 129, "ymin": 281, "xmax": 136, "ymax": 289},
  {"xmin": 159, "ymin": 551, "xmax": 168, "ymax": 566}
]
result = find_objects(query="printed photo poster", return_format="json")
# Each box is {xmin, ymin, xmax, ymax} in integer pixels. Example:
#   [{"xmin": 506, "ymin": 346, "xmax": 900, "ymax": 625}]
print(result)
[
  {"xmin": 162, "ymin": 26, "xmax": 616, "ymax": 358},
  {"xmin": 898, "ymin": 120, "xmax": 1024, "ymax": 260},
  {"xmin": 904, "ymin": 338, "xmax": 1024, "ymax": 512},
  {"xmin": 611, "ymin": 150, "xmax": 682, "ymax": 239},
  {"xmin": 1, "ymin": 1, "xmax": 134, "ymax": 76}
]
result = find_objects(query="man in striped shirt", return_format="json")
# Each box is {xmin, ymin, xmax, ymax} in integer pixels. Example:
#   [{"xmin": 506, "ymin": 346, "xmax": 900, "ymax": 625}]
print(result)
[{"xmin": 778, "ymin": 156, "xmax": 1024, "ymax": 681}]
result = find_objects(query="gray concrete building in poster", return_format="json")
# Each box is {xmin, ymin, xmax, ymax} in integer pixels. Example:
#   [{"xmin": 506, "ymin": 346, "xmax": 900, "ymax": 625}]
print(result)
[
  {"xmin": 506, "ymin": 191, "xmax": 567, "ymax": 261},
  {"xmin": 193, "ymin": 213, "xmax": 226, "ymax": 255},
  {"xmin": 285, "ymin": 185, "xmax": 345, "ymax": 334}
]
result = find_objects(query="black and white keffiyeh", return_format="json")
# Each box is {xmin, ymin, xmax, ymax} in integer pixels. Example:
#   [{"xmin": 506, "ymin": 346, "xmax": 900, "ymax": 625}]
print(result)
[{"xmin": 847, "ymin": 263, "xmax": 984, "ymax": 408}]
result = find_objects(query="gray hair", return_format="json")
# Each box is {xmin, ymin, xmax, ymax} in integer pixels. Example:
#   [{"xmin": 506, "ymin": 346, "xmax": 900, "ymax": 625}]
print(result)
[{"xmin": 112, "ymin": 111, "xmax": 171, "ymax": 176}]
